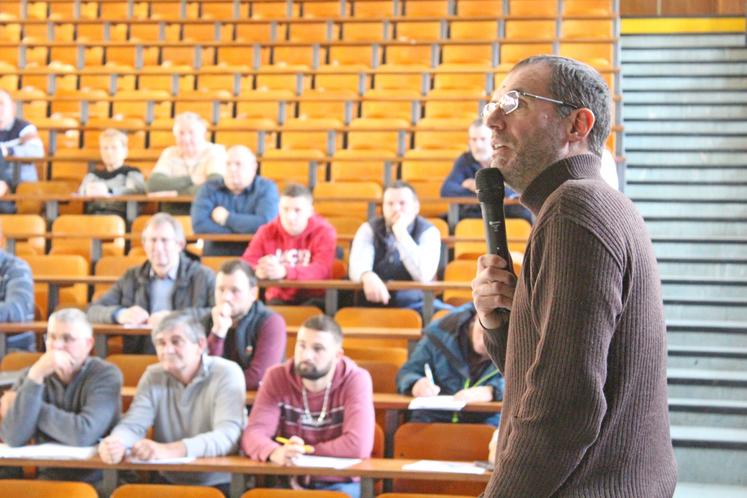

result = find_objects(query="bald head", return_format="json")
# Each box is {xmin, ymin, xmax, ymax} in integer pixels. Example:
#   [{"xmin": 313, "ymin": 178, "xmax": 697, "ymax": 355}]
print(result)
[{"xmin": 225, "ymin": 145, "xmax": 258, "ymax": 194}]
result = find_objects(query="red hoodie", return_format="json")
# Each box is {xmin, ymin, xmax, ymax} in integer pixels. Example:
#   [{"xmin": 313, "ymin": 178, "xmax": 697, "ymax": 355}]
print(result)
[
  {"xmin": 242, "ymin": 214, "xmax": 337, "ymax": 303},
  {"xmin": 241, "ymin": 357, "xmax": 375, "ymax": 478}
]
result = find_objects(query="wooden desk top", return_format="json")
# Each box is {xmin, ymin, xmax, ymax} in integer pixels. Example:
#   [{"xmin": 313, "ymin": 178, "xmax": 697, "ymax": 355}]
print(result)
[
  {"xmin": 118, "ymin": 387, "xmax": 502, "ymax": 413},
  {"xmin": 0, "ymin": 455, "xmax": 492, "ymax": 482},
  {"xmin": 0, "ymin": 322, "xmax": 422, "ymax": 340},
  {"xmin": 31, "ymin": 276, "xmax": 473, "ymax": 293}
]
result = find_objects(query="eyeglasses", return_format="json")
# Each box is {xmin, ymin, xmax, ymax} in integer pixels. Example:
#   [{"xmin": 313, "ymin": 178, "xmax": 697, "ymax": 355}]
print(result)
[
  {"xmin": 44, "ymin": 333, "xmax": 80, "ymax": 345},
  {"xmin": 482, "ymin": 90, "xmax": 580, "ymax": 119}
]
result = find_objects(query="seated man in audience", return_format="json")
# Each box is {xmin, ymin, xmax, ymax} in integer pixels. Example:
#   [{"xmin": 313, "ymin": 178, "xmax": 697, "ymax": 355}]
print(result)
[
  {"xmin": 203, "ymin": 259, "xmax": 286, "ymax": 390},
  {"xmin": 78, "ymin": 128, "xmax": 146, "ymax": 218},
  {"xmin": 0, "ymin": 309, "xmax": 122, "ymax": 483},
  {"xmin": 147, "ymin": 112, "xmax": 226, "ymax": 214},
  {"xmin": 0, "ymin": 222, "xmax": 35, "ymax": 351},
  {"xmin": 242, "ymin": 315, "xmax": 374, "ymax": 498},
  {"xmin": 87, "ymin": 212, "xmax": 215, "ymax": 353},
  {"xmin": 242, "ymin": 183, "xmax": 336, "ymax": 306},
  {"xmin": 396, "ymin": 303, "xmax": 504, "ymax": 426},
  {"xmin": 191, "ymin": 145, "xmax": 279, "ymax": 256},
  {"xmin": 440, "ymin": 119, "xmax": 532, "ymax": 223},
  {"xmin": 349, "ymin": 180, "xmax": 445, "ymax": 313},
  {"xmin": 0, "ymin": 90, "xmax": 45, "ymax": 213},
  {"xmin": 98, "ymin": 310, "xmax": 246, "ymax": 494}
]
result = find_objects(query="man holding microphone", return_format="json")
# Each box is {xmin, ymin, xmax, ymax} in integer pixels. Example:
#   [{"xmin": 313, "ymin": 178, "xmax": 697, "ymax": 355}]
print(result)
[{"xmin": 472, "ymin": 56, "xmax": 675, "ymax": 497}]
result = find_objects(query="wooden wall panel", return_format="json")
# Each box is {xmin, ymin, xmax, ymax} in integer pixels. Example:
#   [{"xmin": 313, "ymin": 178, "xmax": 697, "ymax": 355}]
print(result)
[{"xmin": 621, "ymin": 0, "xmax": 746, "ymax": 15}]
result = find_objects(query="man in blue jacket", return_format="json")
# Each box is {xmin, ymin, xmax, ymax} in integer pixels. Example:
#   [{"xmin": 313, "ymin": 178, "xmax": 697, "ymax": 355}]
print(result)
[
  {"xmin": 396, "ymin": 303, "xmax": 504, "ymax": 426},
  {"xmin": 0, "ymin": 222, "xmax": 35, "ymax": 351},
  {"xmin": 440, "ymin": 119, "xmax": 532, "ymax": 223},
  {"xmin": 191, "ymin": 145, "xmax": 279, "ymax": 256}
]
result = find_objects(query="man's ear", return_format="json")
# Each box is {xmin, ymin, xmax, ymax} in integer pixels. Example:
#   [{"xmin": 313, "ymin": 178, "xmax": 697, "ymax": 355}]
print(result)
[{"xmin": 569, "ymin": 108, "xmax": 595, "ymax": 144}]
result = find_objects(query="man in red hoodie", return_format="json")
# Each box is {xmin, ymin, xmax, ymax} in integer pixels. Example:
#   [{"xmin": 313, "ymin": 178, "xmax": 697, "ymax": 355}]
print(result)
[
  {"xmin": 242, "ymin": 183, "xmax": 336, "ymax": 305},
  {"xmin": 241, "ymin": 314, "xmax": 374, "ymax": 498}
]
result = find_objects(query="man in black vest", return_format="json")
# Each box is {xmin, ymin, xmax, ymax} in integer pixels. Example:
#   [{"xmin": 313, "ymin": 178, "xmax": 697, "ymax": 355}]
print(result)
[
  {"xmin": 349, "ymin": 181, "xmax": 444, "ymax": 312},
  {"xmin": 203, "ymin": 259, "xmax": 286, "ymax": 390}
]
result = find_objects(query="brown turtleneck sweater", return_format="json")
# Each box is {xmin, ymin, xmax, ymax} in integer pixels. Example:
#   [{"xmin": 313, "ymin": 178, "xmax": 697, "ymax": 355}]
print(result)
[{"xmin": 481, "ymin": 154, "xmax": 676, "ymax": 497}]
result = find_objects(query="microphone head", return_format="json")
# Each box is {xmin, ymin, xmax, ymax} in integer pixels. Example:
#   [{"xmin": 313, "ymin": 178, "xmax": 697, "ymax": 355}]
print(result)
[{"xmin": 475, "ymin": 167, "xmax": 505, "ymax": 203}]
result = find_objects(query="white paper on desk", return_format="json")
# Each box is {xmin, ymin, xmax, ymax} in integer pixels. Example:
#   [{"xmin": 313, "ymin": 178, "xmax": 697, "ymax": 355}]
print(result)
[
  {"xmin": 0, "ymin": 443, "xmax": 97, "ymax": 460},
  {"xmin": 402, "ymin": 459, "xmax": 486, "ymax": 474},
  {"xmin": 408, "ymin": 395, "xmax": 467, "ymax": 411},
  {"xmin": 128, "ymin": 456, "xmax": 196, "ymax": 464},
  {"xmin": 293, "ymin": 455, "xmax": 361, "ymax": 469}
]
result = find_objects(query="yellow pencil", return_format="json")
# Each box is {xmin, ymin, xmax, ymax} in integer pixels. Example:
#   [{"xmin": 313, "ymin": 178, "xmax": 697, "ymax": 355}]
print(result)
[{"xmin": 275, "ymin": 436, "xmax": 314, "ymax": 453}]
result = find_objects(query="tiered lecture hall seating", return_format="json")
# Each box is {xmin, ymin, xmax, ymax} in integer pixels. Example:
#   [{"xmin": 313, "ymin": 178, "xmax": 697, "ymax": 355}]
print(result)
[{"xmin": 0, "ymin": 1, "xmax": 621, "ymax": 495}]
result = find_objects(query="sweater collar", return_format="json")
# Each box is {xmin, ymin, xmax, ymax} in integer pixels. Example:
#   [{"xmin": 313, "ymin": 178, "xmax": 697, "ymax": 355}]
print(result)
[{"xmin": 520, "ymin": 153, "xmax": 602, "ymax": 216}]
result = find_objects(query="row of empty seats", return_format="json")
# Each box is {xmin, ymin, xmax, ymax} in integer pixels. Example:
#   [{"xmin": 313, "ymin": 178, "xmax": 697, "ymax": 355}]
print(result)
[
  {"xmin": 0, "ymin": 0, "xmax": 617, "ymax": 21},
  {"xmin": 1, "ymin": 17, "xmax": 617, "ymax": 44}
]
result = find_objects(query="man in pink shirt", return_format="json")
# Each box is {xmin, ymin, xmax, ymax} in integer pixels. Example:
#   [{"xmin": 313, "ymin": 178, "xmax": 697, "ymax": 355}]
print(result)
[
  {"xmin": 241, "ymin": 183, "xmax": 336, "ymax": 305},
  {"xmin": 241, "ymin": 315, "xmax": 374, "ymax": 498}
]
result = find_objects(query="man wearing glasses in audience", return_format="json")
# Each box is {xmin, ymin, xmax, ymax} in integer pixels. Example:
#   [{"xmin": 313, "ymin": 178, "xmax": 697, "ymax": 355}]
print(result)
[
  {"xmin": 0, "ymin": 309, "xmax": 122, "ymax": 484},
  {"xmin": 87, "ymin": 212, "xmax": 216, "ymax": 354}
]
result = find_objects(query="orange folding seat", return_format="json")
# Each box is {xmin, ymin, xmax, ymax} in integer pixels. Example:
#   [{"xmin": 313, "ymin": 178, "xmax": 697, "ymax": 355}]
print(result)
[
  {"xmin": 23, "ymin": 254, "xmax": 89, "ymax": 318},
  {"xmin": 112, "ymin": 89, "xmax": 171, "ymax": 121},
  {"xmin": 561, "ymin": 19, "xmax": 614, "ymax": 39},
  {"xmin": 260, "ymin": 148, "xmax": 326, "ymax": 188},
  {"xmin": 352, "ymin": 0, "xmax": 400, "ymax": 18},
  {"xmin": 509, "ymin": 0, "xmax": 558, "ymax": 16},
  {"xmin": 174, "ymin": 89, "xmax": 233, "ymax": 122},
  {"xmin": 287, "ymin": 21, "xmax": 339, "ymax": 42},
  {"xmin": 281, "ymin": 117, "xmax": 343, "ymax": 154},
  {"xmin": 347, "ymin": 117, "xmax": 411, "ymax": 156},
  {"xmin": 563, "ymin": 0, "xmax": 614, "ymax": 16},
  {"xmin": 374, "ymin": 64, "xmax": 429, "ymax": 93},
  {"xmin": 235, "ymin": 88, "xmax": 293, "ymax": 123},
  {"xmin": 499, "ymin": 42, "xmax": 554, "ymax": 67},
  {"xmin": 0, "ymin": 214, "xmax": 45, "ymax": 256},
  {"xmin": 393, "ymin": 422, "xmax": 494, "ymax": 494},
  {"xmin": 339, "ymin": 21, "xmax": 390, "ymax": 42},
  {"xmin": 297, "ymin": 88, "xmax": 357, "ymax": 123},
  {"xmin": 401, "ymin": 148, "xmax": 461, "ymax": 183},
  {"xmin": 386, "ymin": 44, "xmax": 435, "ymax": 66},
  {"xmin": 314, "ymin": 181, "xmax": 382, "ymax": 223},
  {"xmin": 450, "ymin": 20, "xmax": 499, "ymax": 41},
  {"xmin": 183, "ymin": 23, "xmax": 234, "ymax": 43},
  {"xmin": 201, "ymin": 1, "xmax": 248, "ymax": 18},
  {"xmin": 272, "ymin": 44, "xmax": 320, "ymax": 67},
  {"xmin": 442, "ymin": 43, "xmax": 493, "ymax": 65},
  {"xmin": 303, "ymin": 1, "xmax": 349, "ymax": 17},
  {"xmin": 235, "ymin": 21, "xmax": 277, "ymax": 42},
  {"xmin": 559, "ymin": 42, "xmax": 614, "ymax": 68},
  {"xmin": 361, "ymin": 88, "xmax": 420, "ymax": 122},
  {"xmin": 251, "ymin": 1, "xmax": 299, "ymax": 18},
  {"xmin": 403, "ymin": 0, "xmax": 450, "ymax": 17},
  {"xmin": 504, "ymin": 20, "xmax": 557, "ymax": 41},
  {"xmin": 396, "ymin": 21, "xmax": 443, "ymax": 42},
  {"xmin": 138, "ymin": 66, "xmax": 195, "ymax": 94},
  {"xmin": 330, "ymin": 149, "xmax": 395, "ymax": 186},
  {"xmin": 414, "ymin": 117, "xmax": 472, "ymax": 150},
  {"xmin": 214, "ymin": 118, "xmax": 276, "ymax": 153},
  {"xmin": 49, "ymin": 214, "xmax": 126, "ymax": 263},
  {"xmin": 51, "ymin": 88, "xmax": 109, "ymax": 121},
  {"xmin": 425, "ymin": 88, "xmax": 484, "ymax": 119},
  {"xmin": 255, "ymin": 64, "xmax": 311, "ymax": 94},
  {"xmin": 315, "ymin": 63, "xmax": 371, "ymax": 93},
  {"xmin": 328, "ymin": 46, "xmax": 377, "ymax": 67}
]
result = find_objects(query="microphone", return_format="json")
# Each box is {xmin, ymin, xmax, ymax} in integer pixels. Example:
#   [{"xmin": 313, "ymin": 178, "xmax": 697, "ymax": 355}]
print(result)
[{"xmin": 475, "ymin": 167, "xmax": 514, "ymax": 275}]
